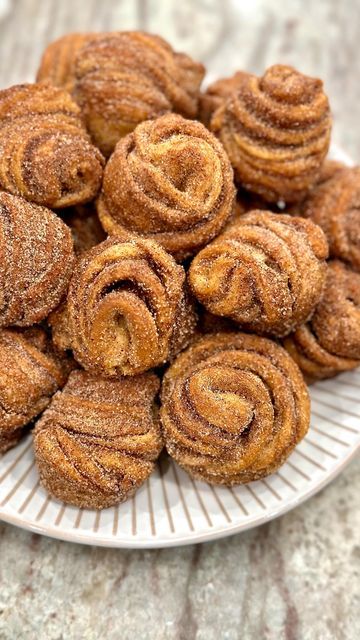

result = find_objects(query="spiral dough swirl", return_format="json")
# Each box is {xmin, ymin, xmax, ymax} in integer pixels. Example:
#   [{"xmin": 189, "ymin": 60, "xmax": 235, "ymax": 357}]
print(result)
[
  {"xmin": 57, "ymin": 237, "xmax": 196, "ymax": 376},
  {"xmin": 69, "ymin": 31, "xmax": 205, "ymax": 156},
  {"xmin": 97, "ymin": 114, "xmax": 235, "ymax": 261},
  {"xmin": 34, "ymin": 370, "xmax": 162, "ymax": 509},
  {"xmin": 300, "ymin": 166, "xmax": 360, "ymax": 271},
  {"xmin": 36, "ymin": 32, "xmax": 100, "ymax": 93},
  {"xmin": 160, "ymin": 332, "xmax": 310, "ymax": 485},
  {"xmin": 189, "ymin": 211, "xmax": 329, "ymax": 337},
  {"xmin": 211, "ymin": 65, "xmax": 331, "ymax": 202},
  {"xmin": 0, "ymin": 191, "xmax": 75, "ymax": 327},
  {"xmin": 284, "ymin": 261, "xmax": 360, "ymax": 381},
  {"xmin": 0, "ymin": 84, "xmax": 104, "ymax": 208}
]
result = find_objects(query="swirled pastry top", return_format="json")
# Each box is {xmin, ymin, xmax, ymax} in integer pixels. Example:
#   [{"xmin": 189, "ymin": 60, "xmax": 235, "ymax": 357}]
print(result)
[
  {"xmin": 211, "ymin": 64, "xmax": 331, "ymax": 202},
  {"xmin": 160, "ymin": 332, "xmax": 310, "ymax": 485},
  {"xmin": 0, "ymin": 83, "xmax": 104, "ymax": 208},
  {"xmin": 300, "ymin": 166, "xmax": 360, "ymax": 271},
  {"xmin": 189, "ymin": 210, "xmax": 329, "ymax": 337},
  {"xmin": 52, "ymin": 236, "xmax": 197, "ymax": 376},
  {"xmin": 34, "ymin": 369, "xmax": 162, "ymax": 509},
  {"xmin": 36, "ymin": 32, "xmax": 100, "ymax": 92},
  {"xmin": 0, "ymin": 191, "xmax": 75, "ymax": 327},
  {"xmin": 51, "ymin": 31, "xmax": 205, "ymax": 156},
  {"xmin": 97, "ymin": 114, "xmax": 235, "ymax": 261},
  {"xmin": 284, "ymin": 260, "xmax": 360, "ymax": 381},
  {"xmin": 0, "ymin": 327, "xmax": 74, "ymax": 454}
]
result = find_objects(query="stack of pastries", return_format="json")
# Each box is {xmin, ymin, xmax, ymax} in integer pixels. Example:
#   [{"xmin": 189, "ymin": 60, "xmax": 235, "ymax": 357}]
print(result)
[{"xmin": 0, "ymin": 30, "xmax": 358, "ymax": 510}]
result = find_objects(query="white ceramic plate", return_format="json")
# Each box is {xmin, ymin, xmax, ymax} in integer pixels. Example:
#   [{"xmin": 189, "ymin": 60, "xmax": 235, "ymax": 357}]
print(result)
[{"xmin": 0, "ymin": 145, "xmax": 359, "ymax": 548}]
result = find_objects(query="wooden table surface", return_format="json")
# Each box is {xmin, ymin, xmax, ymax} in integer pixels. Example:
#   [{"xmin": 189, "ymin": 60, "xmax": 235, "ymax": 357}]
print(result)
[{"xmin": 0, "ymin": 1, "xmax": 359, "ymax": 639}]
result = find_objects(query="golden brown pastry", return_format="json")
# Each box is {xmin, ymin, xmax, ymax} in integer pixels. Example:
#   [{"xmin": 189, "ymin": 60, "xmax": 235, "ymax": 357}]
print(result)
[
  {"xmin": 284, "ymin": 261, "xmax": 360, "ymax": 380},
  {"xmin": 71, "ymin": 31, "xmax": 205, "ymax": 156},
  {"xmin": 0, "ymin": 83, "xmax": 104, "ymax": 208},
  {"xmin": 97, "ymin": 114, "xmax": 235, "ymax": 261},
  {"xmin": 0, "ymin": 327, "xmax": 73, "ymax": 454},
  {"xmin": 61, "ymin": 204, "xmax": 106, "ymax": 255},
  {"xmin": 189, "ymin": 211, "xmax": 328, "ymax": 337},
  {"xmin": 160, "ymin": 332, "xmax": 310, "ymax": 485},
  {"xmin": 199, "ymin": 71, "xmax": 249, "ymax": 126},
  {"xmin": 0, "ymin": 191, "xmax": 75, "ymax": 327},
  {"xmin": 36, "ymin": 32, "xmax": 100, "ymax": 92},
  {"xmin": 300, "ymin": 166, "xmax": 360, "ymax": 270},
  {"xmin": 51, "ymin": 237, "xmax": 197, "ymax": 376},
  {"xmin": 33, "ymin": 370, "xmax": 162, "ymax": 509},
  {"xmin": 211, "ymin": 65, "xmax": 331, "ymax": 202}
]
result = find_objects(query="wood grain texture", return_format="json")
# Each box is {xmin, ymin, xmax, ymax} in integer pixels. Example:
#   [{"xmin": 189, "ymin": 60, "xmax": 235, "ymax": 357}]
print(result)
[{"xmin": 0, "ymin": 1, "xmax": 359, "ymax": 639}]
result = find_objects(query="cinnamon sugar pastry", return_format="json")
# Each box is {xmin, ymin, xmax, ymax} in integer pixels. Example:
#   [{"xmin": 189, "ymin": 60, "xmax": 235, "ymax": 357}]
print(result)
[
  {"xmin": 199, "ymin": 71, "xmax": 249, "ymax": 126},
  {"xmin": 36, "ymin": 32, "xmax": 99, "ymax": 92},
  {"xmin": 0, "ymin": 84, "xmax": 104, "ymax": 208},
  {"xmin": 284, "ymin": 261, "xmax": 360, "ymax": 380},
  {"xmin": 34, "ymin": 370, "xmax": 162, "ymax": 509},
  {"xmin": 300, "ymin": 166, "xmax": 360, "ymax": 270},
  {"xmin": 211, "ymin": 65, "xmax": 331, "ymax": 202},
  {"xmin": 189, "ymin": 211, "xmax": 328, "ymax": 337},
  {"xmin": 62, "ymin": 204, "xmax": 106, "ymax": 255},
  {"xmin": 97, "ymin": 114, "xmax": 235, "ymax": 261},
  {"xmin": 0, "ymin": 191, "xmax": 75, "ymax": 327},
  {"xmin": 72, "ymin": 31, "xmax": 205, "ymax": 156},
  {"xmin": 160, "ymin": 332, "xmax": 310, "ymax": 485},
  {"xmin": 0, "ymin": 327, "xmax": 73, "ymax": 454},
  {"xmin": 52, "ymin": 237, "xmax": 196, "ymax": 376}
]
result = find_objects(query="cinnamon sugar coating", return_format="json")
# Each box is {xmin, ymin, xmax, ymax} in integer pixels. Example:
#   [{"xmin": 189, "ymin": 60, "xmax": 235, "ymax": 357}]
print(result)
[
  {"xmin": 97, "ymin": 114, "xmax": 235, "ymax": 261},
  {"xmin": 300, "ymin": 166, "xmax": 360, "ymax": 270},
  {"xmin": 199, "ymin": 71, "xmax": 249, "ymax": 126},
  {"xmin": 160, "ymin": 332, "xmax": 310, "ymax": 485},
  {"xmin": 211, "ymin": 65, "xmax": 331, "ymax": 202},
  {"xmin": 71, "ymin": 31, "xmax": 205, "ymax": 156},
  {"xmin": 0, "ymin": 327, "xmax": 73, "ymax": 454},
  {"xmin": 36, "ymin": 32, "xmax": 100, "ymax": 93},
  {"xmin": 0, "ymin": 83, "xmax": 104, "ymax": 208},
  {"xmin": 189, "ymin": 211, "xmax": 329, "ymax": 337},
  {"xmin": 0, "ymin": 191, "xmax": 75, "ymax": 327},
  {"xmin": 33, "ymin": 370, "xmax": 162, "ymax": 509},
  {"xmin": 284, "ymin": 261, "xmax": 360, "ymax": 380},
  {"xmin": 61, "ymin": 204, "xmax": 106, "ymax": 255},
  {"xmin": 52, "ymin": 237, "xmax": 197, "ymax": 377}
]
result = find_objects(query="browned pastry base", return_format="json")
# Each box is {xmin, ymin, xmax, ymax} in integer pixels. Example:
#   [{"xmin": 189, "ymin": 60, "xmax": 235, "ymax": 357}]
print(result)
[
  {"xmin": 0, "ymin": 327, "xmax": 74, "ymax": 454},
  {"xmin": 299, "ymin": 166, "xmax": 360, "ymax": 271},
  {"xmin": 160, "ymin": 332, "xmax": 310, "ymax": 485},
  {"xmin": 210, "ymin": 64, "xmax": 331, "ymax": 202},
  {"xmin": 189, "ymin": 211, "xmax": 329, "ymax": 337},
  {"xmin": 0, "ymin": 191, "xmax": 75, "ymax": 327},
  {"xmin": 51, "ymin": 237, "xmax": 197, "ymax": 377},
  {"xmin": 97, "ymin": 113, "xmax": 235, "ymax": 261},
  {"xmin": 33, "ymin": 370, "xmax": 163, "ymax": 509},
  {"xmin": 284, "ymin": 261, "xmax": 360, "ymax": 380}
]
